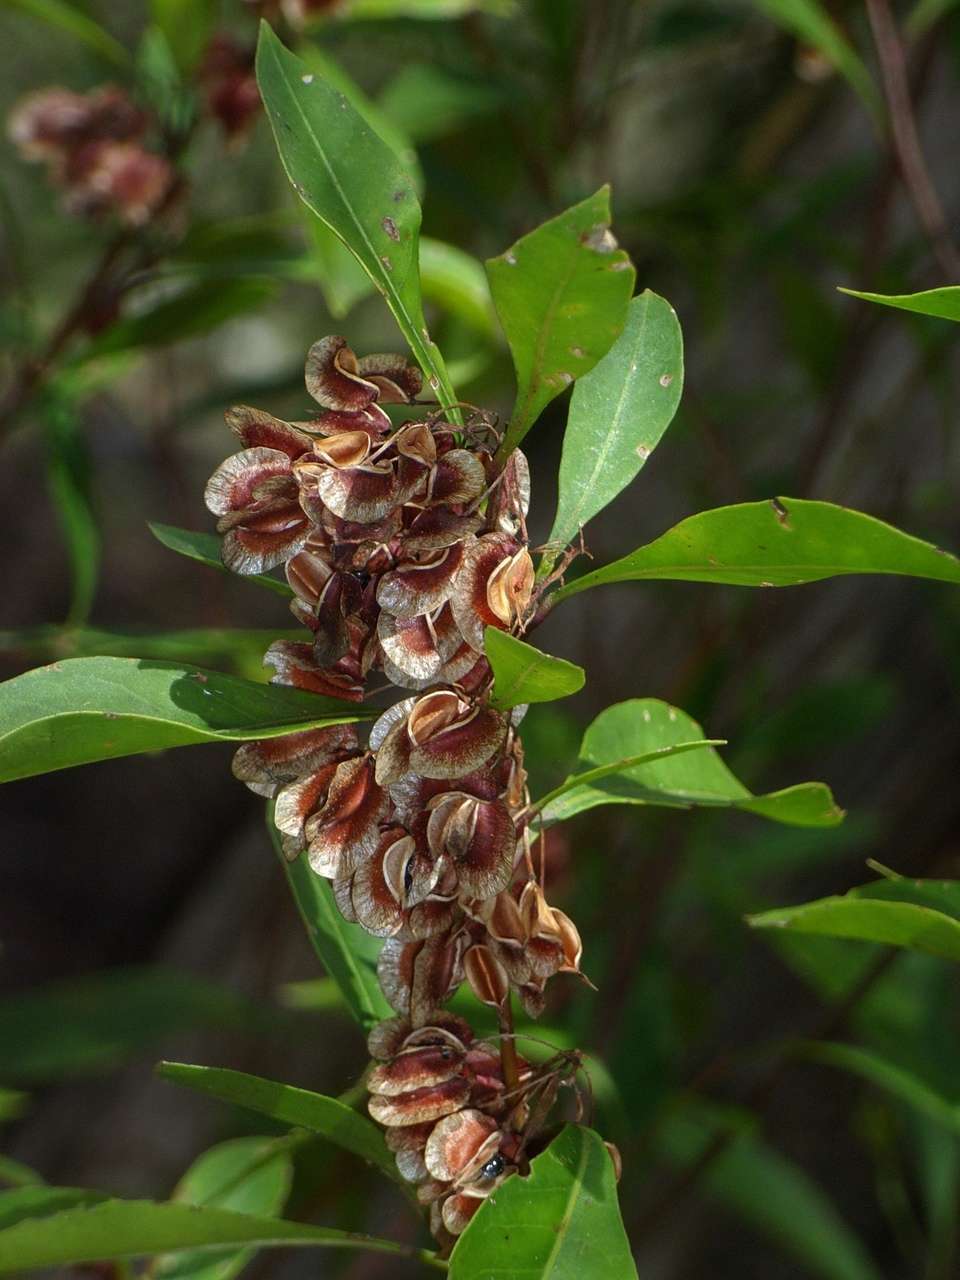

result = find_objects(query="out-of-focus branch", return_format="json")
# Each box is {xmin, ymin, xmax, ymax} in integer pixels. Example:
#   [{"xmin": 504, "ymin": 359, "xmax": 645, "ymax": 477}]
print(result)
[{"xmin": 866, "ymin": 0, "xmax": 960, "ymax": 279}]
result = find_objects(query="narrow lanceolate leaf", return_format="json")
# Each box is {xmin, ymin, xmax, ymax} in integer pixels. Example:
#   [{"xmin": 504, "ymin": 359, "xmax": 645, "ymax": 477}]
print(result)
[
  {"xmin": 154, "ymin": 1137, "xmax": 293, "ymax": 1280},
  {"xmin": 485, "ymin": 628, "xmax": 584, "ymax": 711},
  {"xmin": 0, "ymin": 657, "xmax": 372, "ymax": 784},
  {"xmin": 549, "ymin": 290, "xmax": 683, "ymax": 551},
  {"xmin": 7, "ymin": 0, "xmax": 130, "ymax": 67},
  {"xmin": 43, "ymin": 391, "xmax": 99, "ymax": 627},
  {"xmin": 747, "ymin": 875, "xmax": 960, "ymax": 962},
  {"xmin": 750, "ymin": 0, "xmax": 880, "ymax": 118},
  {"xmin": 254, "ymin": 23, "xmax": 457, "ymax": 414},
  {"xmin": 800, "ymin": 1042, "xmax": 960, "ymax": 1134},
  {"xmin": 539, "ymin": 699, "xmax": 842, "ymax": 829},
  {"xmin": 0, "ymin": 1187, "xmax": 106, "ymax": 1232},
  {"xmin": 449, "ymin": 1125, "xmax": 636, "ymax": 1280},
  {"xmin": 148, "ymin": 523, "xmax": 294, "ymax": 597},
  {"xmin": 487, "ymin": 187, "xmax": 635, "ymax": 460},
  {"xmin": 550, "ymin": 497, "xmax": 960, "ymax": 603},
  {"xmin": 267, "ymin": 806, "xmax": 391, "ymax": 1033},
  {"xmin": 838, "ymin": 285, "xmax": 960, "ymax": 322},
  {"xmin": 158, "ymin": 1063, "xmax": 398, "ymax": 1184},
  {"xmin": 0, "ymin": 1198, "xmax": 444, "ymax": 1275}
]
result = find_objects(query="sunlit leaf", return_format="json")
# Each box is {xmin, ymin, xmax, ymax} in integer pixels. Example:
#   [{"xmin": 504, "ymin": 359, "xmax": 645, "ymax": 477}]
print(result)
[
  {"xmin": 748, "ymin": 875, "xmax": 960, "ymax": 961},
  {"xmin": 549, "ymin": 290, "xmax": 683, "ymax": 551},
  {"xmin": 0, "ymin": 1197, "xmax": 443, "ymax": 1274},
  {"xmin": 750, "ymin": 0, "xmax": 880, "ymax": 117},
  {"xmin": 148, "ymin": 523, "xmax": 293, "ymax": 597},
  {"xmin": 801, "ymin": 1041, "xmax": 960, "ymax": 1133},
  {"xmin": 485, "ymin": 628, "xmax": 584, "ymax": 711},
  {"xmin": 266, "ymin": 806, "xmax": 391, "ymax": 1033},
  {"xmin": 539, "ymin": 698, "xmax": 842, "ymax": 828},
  {"xmin": 153, "ymin": 1137, "xmax": 292, "ymax": 1280},
  {"xmin": 158, "ymin": 1063, "xmax": 398, "ymax": 1184},
  {"xmin": 487, "ymin": 186, "xmax": 635, "ymax": 458},
  {"xmin": 255, "ymin": 23, "xmax": 457, "ymax": 413},
  {"xmin": 551, "ymin": 497, "xmax": 960, "ymax": 602},
  {"xmin": 450, "ymin": 1125, "xmax": 635, "ymax": 1279},
  {"xmin": 838, "ymin": 285, "xmax": 960, "ymax": 322},
  {"xmin": 0, "ymin": 657, "xmax": 371, "ymax": 783},
  {"xmin": 6, "ymin": 0, "xmax": 129, "ymax": 67}
]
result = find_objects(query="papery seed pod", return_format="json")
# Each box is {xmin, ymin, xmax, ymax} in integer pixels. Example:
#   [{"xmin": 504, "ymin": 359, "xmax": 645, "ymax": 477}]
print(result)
[
  {"xmin": 378, "ymin": 932, "xmax": 465, "ymax": 1025},
  {"xmin": 605, "ymin": 1141, "xmax": 623, "ymax": 1182},
  {"xmin": 198, "ymin": 34, "xmax": 260, "ymax": 145},
  {"xmin": 463, "ymin": 944, "xmax": 510, "ymax": 1009},
  {"xmin": 366, "ymin": 1013, "xmax": 474, "ymax": 1062},
  {"xmin": 231, "ymin": 724, "xmax": 358, "ymax": 798},
  {"xmin": 376, "ymin": 544, "xmax": 466, "ymax": 621},
  {"xmin": 450, "ymin": 534, "xmax": 533, "ymax": 649},
  {"xmin": 63, "ymin": 140, "xmax": 173, "ymax": 225},
  {"xmin": 424, "ymin": 1109, "xmax": 499, "ymax": 1183},
  {"xmin": 263, "ymin": 637, "xmax": 365, "ymax": 702},
  {"xmin": 205, "ymin": 445, "xmax": 311, "ymax": 574},
  {"xmin": 368, "ymin": 1076, "xmax": 471, "ymax": 1127},
  {"xmin": 367, "ymin": 1041, "xmax": 466, "ymax": 1097},
  {"xmin": 9, "ymin": 84, "xmax": 146, "ymax": 161},
  {"xmin": 371, "ymin": 691, "xmax": 506, "ymax": 786},
  {"xmin": 426, "ymin": 791, "xmax": 517, "ymax": 899}
]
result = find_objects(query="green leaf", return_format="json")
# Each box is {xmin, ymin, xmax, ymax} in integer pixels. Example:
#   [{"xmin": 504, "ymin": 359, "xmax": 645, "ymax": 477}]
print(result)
[
  {"xmin": 6, "ymin": 0, "xmax": 129, "ymax": 67},
  {"xmin": 76, "ymin": 281, "xmax": 276, "ymax": 364},
  {"xmin": 0, "ymin": 1198, "xmax": 443, "ymax": 1274},
  {"xmin": 487, "ymin": 186, "xmax": 635, "ymax": 459},
  {"xmin": 0, "ymin": 656, "xmax": 371, "ymax": 784},
  {"xmin": 449, "ymin": 1125, "xmax": 636, "ymax": 1279},
  {"xmin": 308, "ymin": 222, "xmax": 377, "ymax": 319},
  {"xmin": 747, "ymin": 876, "xmax": 960, "ymax": 962},
  {"xmin": 150, "ymin": 0, "xmax": 215, "ymax": 73},
  {"xmin": 158, "ymin": 1063, "xmax": 398, "ymax": 1184},
  {"xmin": 379, "ymin": 64, "xmax": 503, "ymax": 144},
  {"xmin": 0, "ymin": 1092, "xmax": 27, "ymax": 1124},
  {"xmin": 485, "ymin": 628, "xmax": 584, "ymax": 711},
  {"xmin": 0, "ymin": 968, "xmax": 277, "ymax": 1083},
  {"xmin": 838, "ymin": 285, "xmax": 960, "ymax": 322},
  {"xmin": 267, "ymin": 805, "xmax": 391, "ymax": 1033},
  {"xmin": 750, "ymin": 0, "xmax": 880, "ymax": 117},
  {"xmin": 0, "ymin": 1157, "xmax": 43, "ymax": 1190},
  {"xmin": 254, "ymin": 23, "xmax": 458, "ymax": 414},
  {"xmin": 43, "ymin": 391, "xmax": 99, "ymax": 627},
  {"xmin": 549, "ymin": 290, "xmax": 683, "ymax": 551},
  {"xmin": 539, "ymin": 698, "xmax": 843, "ymax": 829},
  {"xmin": 0, "ymin": 1187, "xmax": 106, "ymax": 1231},
  {"xmin": 658, "ymin": 1103, "xmax": 881, "ymax": 1280},
  {"xmin": 152, "ymin": 1137, "xmax": 292, "ymax": 1280},
  {"xmin": 148, "ymin": 523, "xmax": 294, "ymax": 597},
  {"xmin": 801, "ymin": 1042, "xmax": 960, "ymax": 1133},
  {"xmin": 551, "ymin": 497, "xmax": 960, "ymax": 603},
  {"xmin": 907, "ymin": 0, "xmax": 960, "ymax": 36},
  {"xmin": 420, "ymin": 238, "xmax": 498, "ymax": 338}
]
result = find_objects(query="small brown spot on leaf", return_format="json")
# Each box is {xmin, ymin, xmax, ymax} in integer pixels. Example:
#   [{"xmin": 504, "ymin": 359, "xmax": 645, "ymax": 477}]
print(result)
[
  {"xmin": 770, "ymin": 497, "xmax": 790, "ymax": 527},
  {"xmin": 570, "ymin": 345, "xmax": 585, "ymax": 358},
  {"xmin": 581, "ymin": 225, "xmax": 617, "ymax": 253},
  {"xmin": 381, "ymin": 255, "xmax": 393, "ymax": 271},
  {"xmin": 382, "ymin": 216, "xmax": 399, "ymax": 242},
  {"xmin": 636, "ymin": 444, "xmax": 651, "ymax": 460},
  {"xmin": 659, "ymin": 373, "xmax": 673, "ymax": 388}
]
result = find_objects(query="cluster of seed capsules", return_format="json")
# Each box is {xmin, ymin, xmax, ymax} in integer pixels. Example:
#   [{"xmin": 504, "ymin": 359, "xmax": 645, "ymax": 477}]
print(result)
[{"xmin": 206, "ymin": 336, "xmax": 586, "ymax": 1244}]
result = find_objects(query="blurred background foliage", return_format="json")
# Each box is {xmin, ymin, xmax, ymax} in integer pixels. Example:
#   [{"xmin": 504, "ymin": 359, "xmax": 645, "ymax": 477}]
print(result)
[{"xmin": 1, "ymin": 0, "xmax": 959, "ymax": 1276}]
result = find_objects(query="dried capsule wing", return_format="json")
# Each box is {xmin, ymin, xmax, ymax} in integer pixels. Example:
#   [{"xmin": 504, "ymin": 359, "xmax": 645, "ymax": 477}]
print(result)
[
  {"xmin": 305, "ymin": 335, "xmax": 380, "ymax": 411},
  {"xmin": 231, "ymin": 724, "xmax": 358, "ymax": 798},
  {"xmin": 225, "ymin": 406, "xmax": 312, "ymax": 458},
  {"xmin": 424, "ymin": 1109, "xmax": 499, "ymax": 1183}
]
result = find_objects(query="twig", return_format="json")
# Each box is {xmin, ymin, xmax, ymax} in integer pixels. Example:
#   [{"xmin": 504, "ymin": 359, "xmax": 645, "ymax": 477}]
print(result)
[{"xmin": 866, "ymin": 0, "xmax": 960, "ymax": 279}]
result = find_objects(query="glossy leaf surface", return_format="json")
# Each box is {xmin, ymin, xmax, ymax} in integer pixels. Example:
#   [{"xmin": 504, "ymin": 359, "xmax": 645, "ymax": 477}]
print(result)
[
  {"xmin": 838, "ymin": 285, "xmax": 960, "ymax": 322},
  {"xmin": 549, "ymin": 290, "xmax": 683, "ymax": 550},
  {"xmin": 748, "ymin": 876, "xmax": 960, "ymax": 961},
  {"xmin": 255, "ymin": 23, "xmax": 456, "ymax": 411},
  {"xmin": 0, "ymin": 657, "xmax": 370, "ymax": 783},
  {"xmin": 539, "ymin": 698, "xmax": 842, "ymax": 828},
  {"xmin": 267, "ymin": 807, "xmax": 391, "ymax": 1032},
  {"xmin": 485, "ymin": 628, "xmax": 584, "ymax": 711},
  {"xmin": 551, "ymin": 498, "xmax": 960, "ymax": 602},
  {"xmin": 487, "ymin": 186, "xmax": 635, "ymax": 458},
  {"xmin": 158, "ymin": 1063, "xmax": 397, "ymax": 1183},
  {"xmin": 449, "ymin": 1125, "xmax": 636, "ymax": 1279}
]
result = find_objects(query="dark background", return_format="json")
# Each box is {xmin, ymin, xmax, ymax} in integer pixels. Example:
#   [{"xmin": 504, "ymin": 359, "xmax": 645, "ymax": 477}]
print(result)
[{"xmin": 2, "ymin": 1, "xmax": 959, "ymax": 1276}]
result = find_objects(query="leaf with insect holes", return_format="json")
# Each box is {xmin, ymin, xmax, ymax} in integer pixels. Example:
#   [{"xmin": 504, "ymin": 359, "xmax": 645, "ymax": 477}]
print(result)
[
  {"xmin": 487, "ymin": 186, "xmax": 635, "ymax": 459},
  {"xmin": 838, "ymin": 285, "xmax": 960, "ymax": 322},
  {"xmin": 449, "ymin": 1125, "xmax": 636, "ymax": 1280},
  {"xmin": 748, "ymin": 875, "xmax": 960, "ymax": 961},
  {"xmin": 485, "ymin": 628, "xmax": 584, "ymax": 710},
  {"xmin": 539, "ymin": 699, "xmax": 843, "ymax": 828},
  {"xmin": 551, "ymin": 498, "xmax": 960, "ymax": 601},
  {"xmin": 0, "ymin": 657, "xmax": 372, "ymax": 783},
  {"xmin": 549, "ymin": 289, "xmax": 683, "ymax": 551},
  {"xmin": 254, "ymin": 23, "xmax": 457, "ymax": 413}
]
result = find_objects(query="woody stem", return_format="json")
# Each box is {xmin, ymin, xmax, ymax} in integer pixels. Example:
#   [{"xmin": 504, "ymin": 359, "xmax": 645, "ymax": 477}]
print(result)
[{"xmin": 498, "ymin": 1001, "xmax": 521, "ymax": 1095}]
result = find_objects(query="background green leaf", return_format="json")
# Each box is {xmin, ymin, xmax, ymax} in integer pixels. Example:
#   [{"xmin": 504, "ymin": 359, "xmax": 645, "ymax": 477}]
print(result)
[
  {"xmin": 449, "ymin": 1125, "xmax": 636, "ymax": 1279},
  {"xmin": 149, "ymin": 0, "xmax": 215, "ymax": 74},
  {"xmin": 255, "ymin": 23, "xmax": 457, "ymax": 412},
  {"xmin": 551, "ymin": 497, "xmax": 960, "ymax": 602},
  {"xmin": 6, "ymin": 0, "xmax": 129, "ymax": 66},
  {"xmin": 750, "ymin": 0, "xmax": 880, "ymax": 116},
  {"xmin": 148, "ymin": 523, "xmax": 294, "ymax": 597},
  {"xmin": 838, "ymin": 285, "xmax": 960, "ymax": 322},
  {"xmin": 266, "ymin": 805, "xmax": 391, "ymax": 1033},
  {"xmin": 485, "ymin": 627, "xmax": 585, "ymax": 710},
  {"xmin": 487, "ymin": 186, "xmax": 635, "ymax": 457},
  {"xmin": 42, "ymin": 389, "xmax": 98, "ymax": 627},
  {"xmin": 549, "ymin": 289, "xmax": 683, "ymax": 551},
  {"xmin": 539, "ymin": 698, "xmax": 842, "ymax": 828},
  {"xmin": 800, "ymin": 1042, "xmax": 960, "ymax": 1134},
  {"xmin": 0, "ymin": 656, "xmax": 371, "ymax": 783}
]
